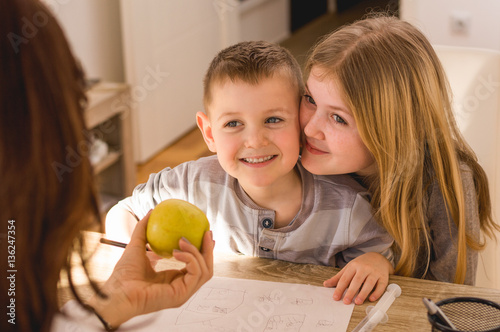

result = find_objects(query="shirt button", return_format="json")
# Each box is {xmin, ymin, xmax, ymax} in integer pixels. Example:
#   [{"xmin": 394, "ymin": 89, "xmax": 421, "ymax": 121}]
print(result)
[
  {"xmin": 262, "ymin": 218, "xmax": 273, "ymax": 229},
  {"xmin": 260, "ymin": 247, "xmax": 271, "ymax": 252}
]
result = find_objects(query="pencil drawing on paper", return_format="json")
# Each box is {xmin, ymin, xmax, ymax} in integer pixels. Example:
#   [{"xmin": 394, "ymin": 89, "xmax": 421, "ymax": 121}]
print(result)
[
  {"xmin": 258, "ymin": 290, "xmax": 284, "ymax": 304},
  {"xmin": 175, "ymin": 287, "xmax": 246, "ymax": 325},
  {"xmin": 264, "ymin": 314, "xmax": 305, "ymax": 331},
  {"xmin": 288, "ymin": 297, "xmax": 313, "ymax": 306},
  {"xmin": 131, "ymin": 277, "xmax": 354, "ymax": 332}
]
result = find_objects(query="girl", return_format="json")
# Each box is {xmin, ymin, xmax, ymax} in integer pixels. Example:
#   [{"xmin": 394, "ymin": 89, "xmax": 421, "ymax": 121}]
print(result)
[{"xmin": 300, "ymin": 15, "xmax": 499, "ymax": 298}]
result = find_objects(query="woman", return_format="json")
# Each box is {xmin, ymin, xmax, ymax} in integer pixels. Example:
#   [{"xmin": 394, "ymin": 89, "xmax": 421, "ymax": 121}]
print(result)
[
  {"xmin": 0, "ymin": 1, "xmax": 213, "ymax": 331},
  {"xmin": 299, "ymin": 15, "xmax": 499, "ymax": 301}
]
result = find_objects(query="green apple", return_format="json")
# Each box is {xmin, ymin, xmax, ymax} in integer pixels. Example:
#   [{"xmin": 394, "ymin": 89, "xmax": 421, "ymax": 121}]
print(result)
[{"xmin": 146, "ymin": 199, "xmax": 210, "ymax": 258}]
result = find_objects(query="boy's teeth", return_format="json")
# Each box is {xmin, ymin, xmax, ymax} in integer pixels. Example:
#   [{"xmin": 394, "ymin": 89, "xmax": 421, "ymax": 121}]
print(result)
[{"xmin": 243, "ymin": 155, "xmax": 273, "ymax": 164}]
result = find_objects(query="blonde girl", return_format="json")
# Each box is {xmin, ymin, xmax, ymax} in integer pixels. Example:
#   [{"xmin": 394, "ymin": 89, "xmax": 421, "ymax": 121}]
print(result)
[{"xmin": 300, "ymin": 15, "xmax": 499, "ymax": 295}]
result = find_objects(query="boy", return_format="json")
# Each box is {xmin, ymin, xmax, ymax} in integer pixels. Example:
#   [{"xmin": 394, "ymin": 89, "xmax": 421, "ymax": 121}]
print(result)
[{"xmin": 106, "ymin": 41, "xmax": 393, "ymax": 304}]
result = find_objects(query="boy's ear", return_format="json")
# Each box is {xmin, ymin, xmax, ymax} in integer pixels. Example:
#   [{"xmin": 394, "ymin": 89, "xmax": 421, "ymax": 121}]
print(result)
[{"xmin": 196, "ymin": 111, "xmax": 217, "ymax": 153}]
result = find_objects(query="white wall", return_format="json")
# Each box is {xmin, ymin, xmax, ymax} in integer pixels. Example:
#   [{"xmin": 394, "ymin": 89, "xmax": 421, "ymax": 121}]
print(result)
[
  {"xmin": 46, "ymin": 0, "xmax": 124, "ymax": 82},
  {"xmin": 220, "ymin": 0, "xmax": 290, "ymax": 48},
  {"xmin": 435, "ymin": 46, "xmax": 500, "ymax": 290},
  {"xmin": 400, "ymin": 0, "xmax": 500, "ymax": 51},
  {"xmin": 238, "ymin": 0, "xmax": 290, "ymax": 45}
]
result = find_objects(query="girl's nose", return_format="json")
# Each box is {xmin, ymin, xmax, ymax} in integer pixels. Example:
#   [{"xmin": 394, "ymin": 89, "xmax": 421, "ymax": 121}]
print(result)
[{"xmin": 303, "ymin": 112, "xmax": 325, "ymax": 140}]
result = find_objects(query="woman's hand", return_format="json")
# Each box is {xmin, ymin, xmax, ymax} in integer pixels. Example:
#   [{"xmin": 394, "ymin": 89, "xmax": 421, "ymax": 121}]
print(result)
[
  {"xmin": 324, "ymin": 252, "xmax": 394, "ymax": 305},
  {"xmin": 89, "ymin": 211, "xmax": 214, "ymax": 328}
]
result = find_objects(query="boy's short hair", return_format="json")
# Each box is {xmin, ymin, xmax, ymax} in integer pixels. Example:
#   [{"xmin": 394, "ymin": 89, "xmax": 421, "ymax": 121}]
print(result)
[{"xmin": 203, "ymin": 40, "xmax": 304, "ymax": 111}]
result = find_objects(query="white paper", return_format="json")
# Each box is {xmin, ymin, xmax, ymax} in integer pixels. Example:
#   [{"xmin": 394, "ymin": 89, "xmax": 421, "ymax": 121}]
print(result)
[{"xmin": 120, "ymin": 277, "xmax": 355, "ymax": 331}]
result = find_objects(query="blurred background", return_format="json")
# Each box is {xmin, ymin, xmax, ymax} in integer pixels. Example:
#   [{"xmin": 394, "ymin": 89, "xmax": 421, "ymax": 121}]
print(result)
[{"xmin": 44, "ymin": 0, "xmax": 499, "ymax": 289}]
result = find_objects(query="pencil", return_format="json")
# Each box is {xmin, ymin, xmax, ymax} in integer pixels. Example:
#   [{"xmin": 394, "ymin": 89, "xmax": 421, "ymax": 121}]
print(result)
[
  {"xmin": 99, "ymin": 237, "xmax": 152, "ymax": 251},
  {"xmin": 422, "ymin": 298, "xmax": 457, "ymax": 330}
]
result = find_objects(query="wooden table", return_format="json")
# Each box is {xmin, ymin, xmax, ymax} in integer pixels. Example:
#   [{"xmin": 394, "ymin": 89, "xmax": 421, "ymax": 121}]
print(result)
[{"xmin": 59, "ymin": 231, "xmax": 500, "ymax": 331}]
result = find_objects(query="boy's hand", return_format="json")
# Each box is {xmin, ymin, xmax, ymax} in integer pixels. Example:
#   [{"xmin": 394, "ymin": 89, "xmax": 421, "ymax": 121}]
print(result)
[{"xmin": 324, "ymin": 252, "xmax": 394, "ymax": 305}]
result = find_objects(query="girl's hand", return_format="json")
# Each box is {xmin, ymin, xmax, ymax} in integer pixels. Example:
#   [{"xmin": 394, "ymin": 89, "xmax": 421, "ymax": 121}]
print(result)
[
  {"xmin": 89, "ymin": 211, "xmax": 214, "ymax": 328},
  {"xmin": 324, "ymin": 252, "xmax": 394, "ymax": 305}
]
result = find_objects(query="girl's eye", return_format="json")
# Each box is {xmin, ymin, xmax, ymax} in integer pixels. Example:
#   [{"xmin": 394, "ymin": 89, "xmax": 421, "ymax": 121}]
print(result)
[
  {"xmin": 266, "ymin": 117, "xmax": 282, "ymax": 124},
  {"xmin": 304, "ymin": 94, "xmax": 316, "ymax": 106},
  {"xmin": 225, "ymin": 120, "xmax": 241, "ymax": 128},
  {"xmin": 333, "ymin": 114, "xmax": 347, "ymax": 125}
]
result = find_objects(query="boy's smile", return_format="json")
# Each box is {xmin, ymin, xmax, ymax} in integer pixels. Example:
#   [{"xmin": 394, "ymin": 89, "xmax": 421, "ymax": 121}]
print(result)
[
  {"xmin": 240, "ymin": 155, "xmax": 276, "ymax": 166},
  {"xmin": 197, "ymin": 75, "xmax": 301, "ymax": 191}
]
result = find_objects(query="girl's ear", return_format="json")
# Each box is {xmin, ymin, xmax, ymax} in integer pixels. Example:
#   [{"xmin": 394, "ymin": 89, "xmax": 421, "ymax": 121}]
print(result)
[{"xmin": 196, "ymin": 111, "xmax": 217, "ymax": 153}]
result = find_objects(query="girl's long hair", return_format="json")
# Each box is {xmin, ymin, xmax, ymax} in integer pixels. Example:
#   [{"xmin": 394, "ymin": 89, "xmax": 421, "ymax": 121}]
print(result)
[
  {"xmin": 305, "ymin": 15, "xmax": 498, "ymax": 283},
  {"xmin": 1, "ymin": 1, "xmax": 102, "ymax": 330}
]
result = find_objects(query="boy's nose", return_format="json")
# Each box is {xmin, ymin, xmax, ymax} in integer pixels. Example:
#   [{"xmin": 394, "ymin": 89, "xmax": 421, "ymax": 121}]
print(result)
[{"xmin": 244, "ymin": 127, "xmax": 269, "ymax": 148}]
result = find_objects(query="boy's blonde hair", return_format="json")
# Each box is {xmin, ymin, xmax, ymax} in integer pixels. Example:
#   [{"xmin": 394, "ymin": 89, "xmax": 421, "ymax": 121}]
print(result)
[
  {"xmin": 306, "ymin": 15, "xmax": 498, "ymax": 283},
  {"xmin": 203, "ymin": 40, "xmax": 304, "ymax": 111}
]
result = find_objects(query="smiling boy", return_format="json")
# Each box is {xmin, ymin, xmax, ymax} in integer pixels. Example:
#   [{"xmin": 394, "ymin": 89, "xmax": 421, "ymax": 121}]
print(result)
[
  {"xmin": 196, "ymin": 55, "xmax": 302, "ymax": 228},
  {"xmin": 106, "ymin": 41, "xmax": 394, "ymax": 304}
]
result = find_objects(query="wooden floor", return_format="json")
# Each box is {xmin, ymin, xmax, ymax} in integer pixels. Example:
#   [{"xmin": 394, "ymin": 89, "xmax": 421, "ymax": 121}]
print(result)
[{"xmin": 135, "ymin": 0, "xmax": 396, "ymax": 185}]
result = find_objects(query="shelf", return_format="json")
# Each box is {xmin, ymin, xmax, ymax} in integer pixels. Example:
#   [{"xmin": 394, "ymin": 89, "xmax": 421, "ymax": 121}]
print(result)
[
  {"xmin": 85, "ymin": 83, "xmax": 134, "ymax": 221},
  {"xmin": 92, "ymin": 150, "xmax": 121, "ymax": 175},
  {"xmin": 85, "ymin": 82, "xmax": 129, "ymax": 129}
]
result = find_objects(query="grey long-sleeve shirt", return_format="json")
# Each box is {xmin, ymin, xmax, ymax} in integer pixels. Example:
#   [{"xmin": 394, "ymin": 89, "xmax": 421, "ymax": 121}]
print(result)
[{"xmin": 413, "ymin": 164, "xmax": 479, "ymax": 285}]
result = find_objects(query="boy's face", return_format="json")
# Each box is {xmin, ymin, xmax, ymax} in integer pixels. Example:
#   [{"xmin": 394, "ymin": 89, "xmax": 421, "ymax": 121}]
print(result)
[{"xmin": 197, "ymin": 76, "xmax": 300, "ymax": 189}]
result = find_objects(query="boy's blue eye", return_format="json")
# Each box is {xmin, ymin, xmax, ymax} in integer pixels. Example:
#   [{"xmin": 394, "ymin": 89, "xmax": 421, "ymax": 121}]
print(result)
[
  {"xmin": 266, "ymin": 117, "xmax": 282, "ymax": 124},
  {"xmin": 225, "ymin": 120, "xmax": 240, "ymax": 128},
  {"xmin": 304, "ymin": 94, "xmax": 316, "ymax": 105}
]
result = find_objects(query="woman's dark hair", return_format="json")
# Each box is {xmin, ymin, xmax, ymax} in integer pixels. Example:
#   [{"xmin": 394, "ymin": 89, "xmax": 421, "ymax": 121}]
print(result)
[{"xmin": 1, "ymin": 0, "xmax": 102, "ymax": 330}]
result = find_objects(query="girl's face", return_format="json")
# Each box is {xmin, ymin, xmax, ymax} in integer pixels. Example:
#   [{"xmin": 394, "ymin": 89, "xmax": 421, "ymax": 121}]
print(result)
[{"xmin": 299, "ymin": 68, "xmax": 377, "ymax": 177}]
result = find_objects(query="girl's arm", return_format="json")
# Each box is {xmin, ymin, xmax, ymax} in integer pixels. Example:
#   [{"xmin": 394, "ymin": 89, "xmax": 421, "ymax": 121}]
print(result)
[
  {"xmin": 325, "ymin": 191, "xmax": 396, "ymax": 305},
  {"xmin": 324, "ymin": 252, "xmax": 394, "ymax": 305}
]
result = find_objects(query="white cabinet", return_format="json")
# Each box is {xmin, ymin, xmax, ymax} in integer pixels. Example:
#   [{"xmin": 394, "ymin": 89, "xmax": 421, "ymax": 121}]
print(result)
[
  {"xmin": 120, "ymin": 0, "xmax": 224, "ymax": 163},
  {"xmin": 85, "ymin": 83, "xmax": 135, "ymax": 213}
]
